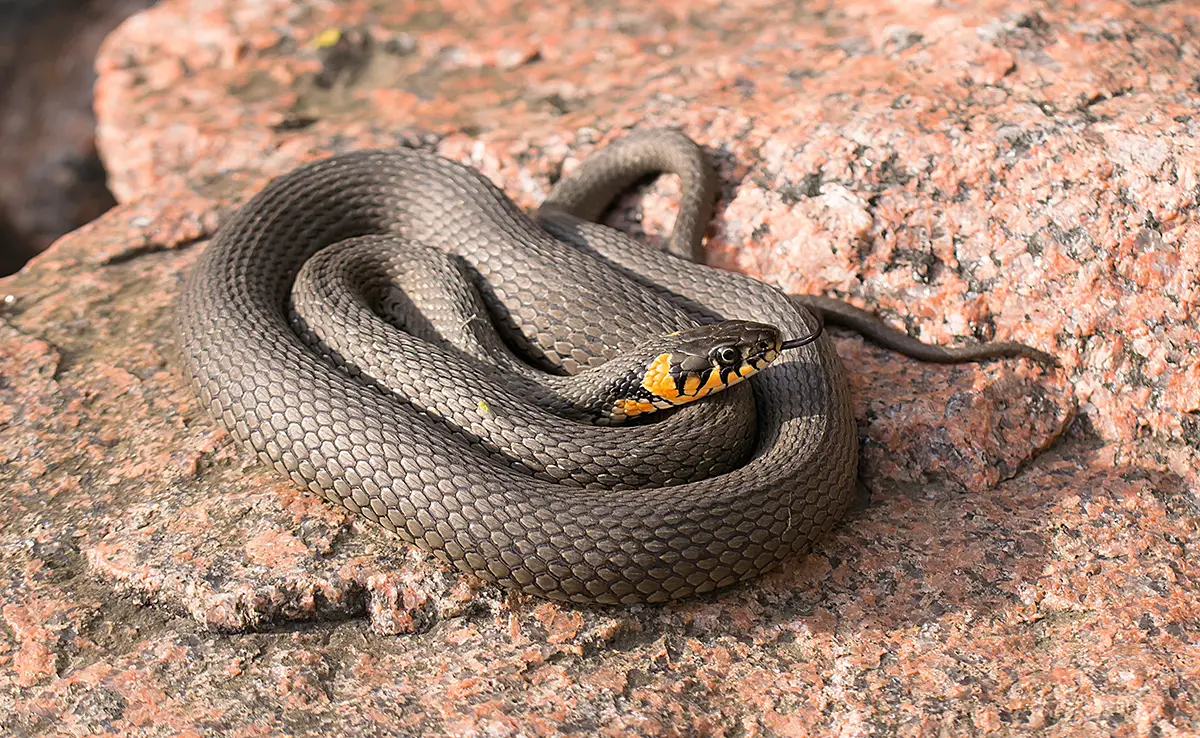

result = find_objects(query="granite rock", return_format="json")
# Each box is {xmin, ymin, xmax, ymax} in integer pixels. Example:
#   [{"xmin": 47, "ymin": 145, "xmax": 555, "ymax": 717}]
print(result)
[
  {"xmin": 93, "ymin": 0, "xmax": 1200, "ymax": 447},
  {"xmin": 0, "ymin": 0, "xmax": 1195, "ymax": 734}
]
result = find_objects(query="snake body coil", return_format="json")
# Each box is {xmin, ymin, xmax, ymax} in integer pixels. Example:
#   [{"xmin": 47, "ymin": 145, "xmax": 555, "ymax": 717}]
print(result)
[{"xmin": 177, "ymin": 130, "xmax": 857, "ymax": 603}]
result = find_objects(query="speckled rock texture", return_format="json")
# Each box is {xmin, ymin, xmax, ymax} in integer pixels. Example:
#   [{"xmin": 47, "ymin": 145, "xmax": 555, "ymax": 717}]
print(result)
[
  {"xmin": 0, "ymin": 0, "xmax": 156, "ymax": 276},
  {"xmin": 0, "ymin": 0, "xmax": 1195, "ymax": 734}
]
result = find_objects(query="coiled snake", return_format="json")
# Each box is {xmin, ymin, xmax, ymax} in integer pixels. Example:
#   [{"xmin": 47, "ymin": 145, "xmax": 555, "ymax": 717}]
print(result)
[{"xmin": 177, "ymin": 129, "xmax": 1050, "ymax": 603}]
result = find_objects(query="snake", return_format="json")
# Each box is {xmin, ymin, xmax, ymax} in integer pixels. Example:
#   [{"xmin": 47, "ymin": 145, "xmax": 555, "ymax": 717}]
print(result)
[{"xmin": 177, "ymin": 129, "xmax": 1052, "ymax": 604}]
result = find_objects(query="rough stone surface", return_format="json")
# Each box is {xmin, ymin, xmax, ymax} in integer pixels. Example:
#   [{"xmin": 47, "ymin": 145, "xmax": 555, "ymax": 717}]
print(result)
[{"xmin": 0, "ymin": 0, "xmax": 1194, "ymax": 734}]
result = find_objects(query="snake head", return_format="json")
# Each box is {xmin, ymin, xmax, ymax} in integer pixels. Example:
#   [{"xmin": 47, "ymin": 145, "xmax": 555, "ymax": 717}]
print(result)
[{"xmin": 604, "ymin": 320, "xmax": 783, "ymax": 423}]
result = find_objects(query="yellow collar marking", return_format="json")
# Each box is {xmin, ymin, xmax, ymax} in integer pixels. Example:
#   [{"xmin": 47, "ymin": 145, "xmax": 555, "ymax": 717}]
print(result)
[{"xmin": 641, "ymin": 354, "xmax": 681, "ymax": 402}]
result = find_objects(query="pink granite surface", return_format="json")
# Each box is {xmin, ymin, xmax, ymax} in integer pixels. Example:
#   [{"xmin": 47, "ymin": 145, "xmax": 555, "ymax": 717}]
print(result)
[{"xmin": 0, "ymin": 0, "xmax": 1195, "ymax": 734}]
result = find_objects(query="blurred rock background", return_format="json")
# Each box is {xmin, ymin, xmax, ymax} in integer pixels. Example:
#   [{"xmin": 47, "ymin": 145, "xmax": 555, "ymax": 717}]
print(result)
[{"xmin": 0, "ymin": 0, "xmax": 154, "ymax": 276}]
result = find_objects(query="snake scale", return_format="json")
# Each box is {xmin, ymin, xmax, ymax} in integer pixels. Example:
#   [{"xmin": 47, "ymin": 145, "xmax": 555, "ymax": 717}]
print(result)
[{"xmin": 177, "ymin": 129, "xmax": 1049, "ymax": 604}]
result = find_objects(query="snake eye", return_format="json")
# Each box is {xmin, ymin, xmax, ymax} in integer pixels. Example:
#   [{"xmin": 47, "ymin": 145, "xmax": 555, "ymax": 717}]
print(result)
[{"xmin": 713, "ymin": 346, "xmax": 740, "ymax": 365}]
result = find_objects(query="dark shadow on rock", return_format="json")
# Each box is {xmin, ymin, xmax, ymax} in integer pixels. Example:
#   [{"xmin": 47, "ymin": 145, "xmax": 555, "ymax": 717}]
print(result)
[{"xmin": 0, "ymin": 0, "xmax": 156, "ymax": 276}]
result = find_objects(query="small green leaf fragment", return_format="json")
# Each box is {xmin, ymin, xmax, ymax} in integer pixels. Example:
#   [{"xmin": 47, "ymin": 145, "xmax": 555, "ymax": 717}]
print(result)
[{"xmin": 313, "ymin": 27, "xmax": 342, "ymax": 49}]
